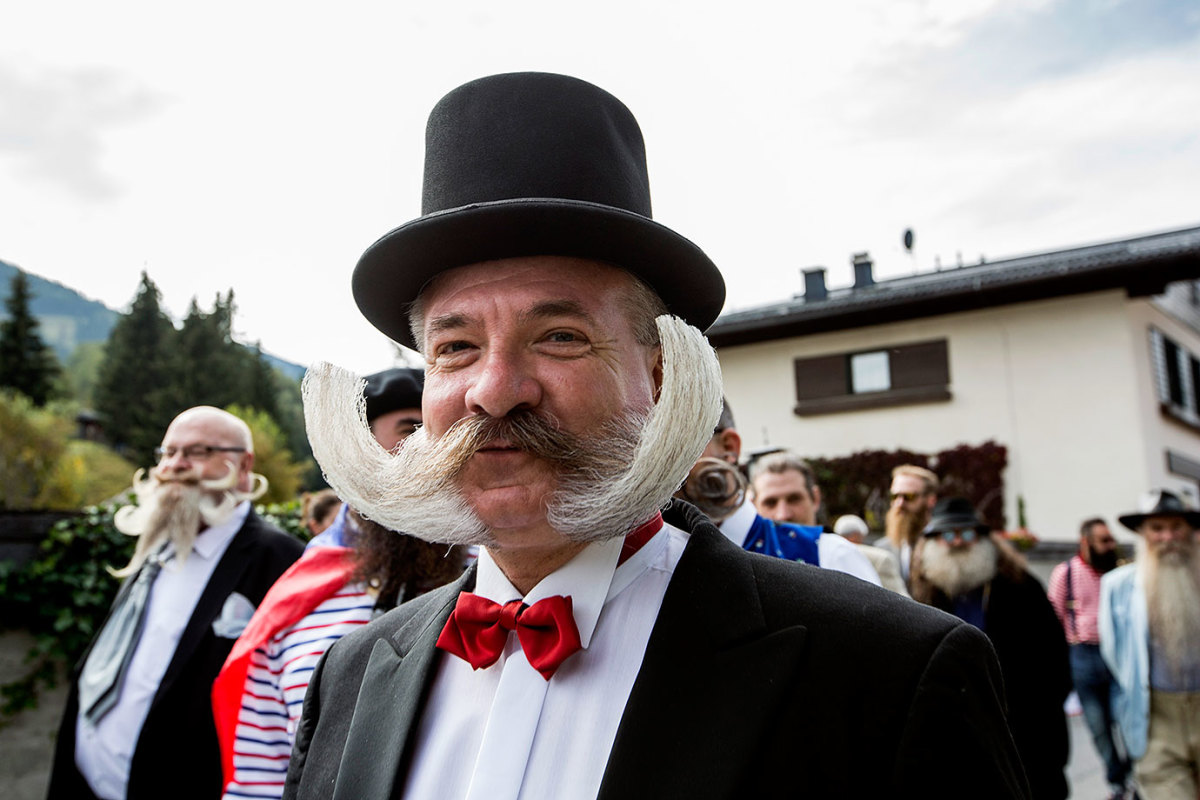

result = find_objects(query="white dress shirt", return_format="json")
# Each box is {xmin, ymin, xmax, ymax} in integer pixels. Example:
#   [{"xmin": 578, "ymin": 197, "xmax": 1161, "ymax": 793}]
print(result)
[
  {"xmin": 76, "ymin": 502, "xmax": 250, "ymax": 800},
  {"xmin": 402, "ymin": 522, "xmax": 687, "ymax": 800},
  {"xmin": 719, "ymin": 500, "xmax": 882, "ymax": 586}
]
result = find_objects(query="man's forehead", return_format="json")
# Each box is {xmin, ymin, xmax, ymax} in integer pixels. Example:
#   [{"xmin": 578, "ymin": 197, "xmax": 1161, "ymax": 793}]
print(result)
[
  {"xmin": 419, "ymin": 257, "xmax": 639, "ymax": 316},
  {"xmin": 756, "ymin": 470, "xmax": 810, "ymax": 494}
]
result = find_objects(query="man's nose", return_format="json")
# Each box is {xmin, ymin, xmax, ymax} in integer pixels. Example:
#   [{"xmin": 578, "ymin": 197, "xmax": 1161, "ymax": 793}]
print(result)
[{"xmin": 463, "ymin": 349, "xmax": 542, "ymax": 418}]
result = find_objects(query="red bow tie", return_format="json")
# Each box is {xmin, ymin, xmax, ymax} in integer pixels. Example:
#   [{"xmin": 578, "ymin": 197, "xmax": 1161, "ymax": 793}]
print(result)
[{"xmin": 436, "ymin": 592, "xmax": 582, "ymax": 680}]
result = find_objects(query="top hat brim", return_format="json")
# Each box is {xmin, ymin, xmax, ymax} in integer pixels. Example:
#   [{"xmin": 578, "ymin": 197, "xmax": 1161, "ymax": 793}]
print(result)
[
  {"xmin": 1117, "ymin": 510, "xmax": 1200, "ymax": 533},
  {"xmin": 353, "ymin": 198, "xmax": 726, "ymax": 350}
]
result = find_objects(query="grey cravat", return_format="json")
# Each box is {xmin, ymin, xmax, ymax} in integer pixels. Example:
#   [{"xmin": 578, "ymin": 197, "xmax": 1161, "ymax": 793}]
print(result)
[{"xmin": 77, "ymin": 545, "xmax": 174, "ymax": 724}]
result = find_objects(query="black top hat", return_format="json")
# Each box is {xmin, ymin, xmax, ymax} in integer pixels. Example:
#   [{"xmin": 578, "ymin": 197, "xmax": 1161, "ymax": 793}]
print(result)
[
  {"xmin": 352, "ymin": 72, "xmax": 726, "ymax": 350},
  {"xmin": 1117, "ymin": 489, "xmax": 1200, "ymax": 532},
  {"xmin": 922, "ymin": 497, "xmax": 990, "ymax": 538},
  {"xmin": 363, "ymin": 368, "xmax": 424, "ymax": 423}
]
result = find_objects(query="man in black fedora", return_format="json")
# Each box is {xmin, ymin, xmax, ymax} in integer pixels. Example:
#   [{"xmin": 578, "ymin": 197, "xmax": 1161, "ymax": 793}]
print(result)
[
  {"xmin": 285, "ymin": 72, "xmax": 1027, "ymax": 799},
  {"xmin": 1101, "ymin": 489, "xmax": 1200, "ymax": 800},
  {"xmin": 910, "ymin": 497, "xmax": 1071, "ymax": 800}
]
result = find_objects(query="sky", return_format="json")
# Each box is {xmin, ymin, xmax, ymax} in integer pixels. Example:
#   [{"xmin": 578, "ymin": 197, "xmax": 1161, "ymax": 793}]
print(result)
[{"xmin": 3, "ymin": 0, "xmax": 1198, "ymax": 375}]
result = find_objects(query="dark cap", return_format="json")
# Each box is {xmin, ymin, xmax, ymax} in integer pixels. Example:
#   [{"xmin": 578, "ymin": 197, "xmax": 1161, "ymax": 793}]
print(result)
[
  {"xmin": 363, "ymin": 368, "xmax": 424, "ymax": 423},
  {"xmin": 922, "ymin": 497, "xmax": 990, "ymax": 538}
]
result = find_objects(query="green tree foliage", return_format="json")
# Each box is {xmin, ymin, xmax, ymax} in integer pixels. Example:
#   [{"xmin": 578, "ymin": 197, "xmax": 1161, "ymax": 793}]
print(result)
[
  {"xmin": 61, "ymin": 341, "xmax": 106, "ymax": 407},
  {"xmin": 0, "ymin": 392, "xmax": 134, "ymax": 510},
  {"xmin": 227, "ymin": 404, "xmax": 311, "ymax": 504},
  {"xmin": 0, "ymin": 270, "xmax": 61, "ymax": 406},
  {"xmin": 809, "ymin": 440, "xmax": 1009, "ymax": 532},
  {"xmin": 94, "ymin": 273, "xmax": 177, "ymax": 467}
]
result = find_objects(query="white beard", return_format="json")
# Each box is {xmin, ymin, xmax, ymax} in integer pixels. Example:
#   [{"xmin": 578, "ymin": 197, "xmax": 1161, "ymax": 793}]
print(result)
[
  {"xmin": 921, "ymin": 537, "xmax": 999, "ymax": 598},
  {"xmin": 1140, "ymin": 537, "xmax": 1200, "ymax": 680},
  {"xmin": 301, "ymin": 314, "xmax": 724, "ymax": 547},
  {"xmin": 112, "ymin": 465, "xmax": 268, "ymax": 576}
]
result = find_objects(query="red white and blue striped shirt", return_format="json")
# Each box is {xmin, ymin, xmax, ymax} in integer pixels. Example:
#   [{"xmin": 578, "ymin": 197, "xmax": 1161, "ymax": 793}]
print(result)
[{"xmin": 220, "ymin": 583, "xmax": 375, "ymax": 799}]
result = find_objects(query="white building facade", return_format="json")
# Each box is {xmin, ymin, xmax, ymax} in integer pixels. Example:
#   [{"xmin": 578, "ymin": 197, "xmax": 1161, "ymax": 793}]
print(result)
[{"xmin": 709, "ymin": 227, "xmax": 1200, "ymax": 543}]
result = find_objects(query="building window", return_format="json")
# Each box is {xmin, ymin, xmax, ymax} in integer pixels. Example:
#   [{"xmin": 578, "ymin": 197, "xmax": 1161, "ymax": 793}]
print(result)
[
  {"xmin": 793, "ymin": 338, "xmax": 951, "ymax": 416},
  {"xmin": 849, "ymin": 351, "xmax": 891, "ymax": 393},
  {"xmin": 1151, "ymin": 327, "xmax": 1200, "ymax": 431}
]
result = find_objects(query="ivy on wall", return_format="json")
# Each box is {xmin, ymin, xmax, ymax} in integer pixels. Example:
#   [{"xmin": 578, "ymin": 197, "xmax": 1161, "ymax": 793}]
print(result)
[
  {"xmin": 0, "ymin": 500, "xmax": 307, "ymax": 722},
  {"xmin": 808, "ymin": 440, "xmax": 1009, "ymax": 532}
]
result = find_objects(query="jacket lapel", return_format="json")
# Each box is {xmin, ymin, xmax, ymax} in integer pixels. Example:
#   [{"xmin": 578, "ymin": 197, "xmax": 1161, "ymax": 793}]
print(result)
[
  {"xmin": 599, "ymin": 504, "xmax": 809, "ymax": 798},
  {"xmin": 332, "ymin": 568, "xmax": 475, "ymax": 800}
]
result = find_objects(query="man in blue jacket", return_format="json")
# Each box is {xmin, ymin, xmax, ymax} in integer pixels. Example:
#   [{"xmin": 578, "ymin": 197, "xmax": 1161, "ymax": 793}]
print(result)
[{"xmin": 1101, "ymin": 489, "xmax": 1200, "ymax": 800}]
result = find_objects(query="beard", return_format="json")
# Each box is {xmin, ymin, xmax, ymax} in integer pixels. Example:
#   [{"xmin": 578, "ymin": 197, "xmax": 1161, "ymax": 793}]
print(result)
[
  {"xmin": 886, "ymin": 505, "xmax": 927, "ymax": 548},
  {"xmin": 1140, "ymin": 537, "xmax": 1200, "ymax": 682},
  {"xmin": 919, "ymin": 537, "xmax": 999, "ymax": 598},
  {"xmin": 1085, "ymin": 544, "xmax": 1119, "ymax": 574},
  {"xmin": 302, "ymin": 313, "xmax": 724, "ymax": 548},
  {"xmin": 111, "ymin": 465, "xmax": 268, "ymax": 577}
]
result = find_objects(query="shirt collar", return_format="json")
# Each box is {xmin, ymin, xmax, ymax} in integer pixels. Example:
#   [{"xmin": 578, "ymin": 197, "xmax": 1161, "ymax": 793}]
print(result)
[
  {"xmin": 718, "ymin": 498, "xmax": 758, "ymax": 547},
  {"xmin": 191, "ymin": 501, "xmax": 250, "ymax": 560},
  {"xmin": 474, "ymin": 524, "xmax": 669, "ymax": 651}
]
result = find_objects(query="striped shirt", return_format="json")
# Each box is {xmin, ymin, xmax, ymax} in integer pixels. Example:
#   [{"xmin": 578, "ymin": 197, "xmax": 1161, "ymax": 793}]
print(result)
[
  {"xmin": 1047, "ymin": 554, "xmax": 1102, "ymax": 645},
  {"xmin": 220, "ymin": 582, "xmax": 375, "ymax": 799}
]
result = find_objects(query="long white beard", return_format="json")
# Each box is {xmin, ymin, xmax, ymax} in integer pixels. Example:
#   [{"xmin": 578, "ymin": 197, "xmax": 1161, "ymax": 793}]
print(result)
[
  {"xmin": 1140, "ymin": 537, "xmax": 1200, "ymax": 680},
  {"xmin": 302, "ymin": 314, "xmax": 724, "ymax": 547},
  {"xmin": 921, "ymin": 537, "xmax": 999, "ymax": 598},
  {"xmin": 112, "ymin": 465, "xmax": 268, "ymax": 576}
]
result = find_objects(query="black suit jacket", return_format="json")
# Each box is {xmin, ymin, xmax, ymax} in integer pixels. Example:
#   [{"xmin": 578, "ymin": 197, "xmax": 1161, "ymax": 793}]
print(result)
[
  {"xmin": 284, "ymin": 501, "xmax": 1030, "ymax": 799},
  {"xmin": 47, "ymin": 510, "xmax": 304, "ymax": 800}
]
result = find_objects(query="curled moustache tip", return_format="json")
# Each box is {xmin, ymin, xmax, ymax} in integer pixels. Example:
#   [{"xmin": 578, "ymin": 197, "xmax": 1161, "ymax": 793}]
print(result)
[
  {"xmin": 247, "ymin": 473, "xmax": 269, "ymax": 501},
  {"xmin": 113, "ymin": 505, "xmax": 141, "ymax": 537}
]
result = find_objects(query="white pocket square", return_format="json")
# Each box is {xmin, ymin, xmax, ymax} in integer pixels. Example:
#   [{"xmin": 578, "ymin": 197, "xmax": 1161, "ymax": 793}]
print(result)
[{"xmin": 212, "ymin": 591, "xmax": 257, "ymax": 638}]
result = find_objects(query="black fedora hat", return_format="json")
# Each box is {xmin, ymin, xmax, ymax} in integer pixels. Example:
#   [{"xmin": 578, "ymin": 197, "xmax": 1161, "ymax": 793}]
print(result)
[
  {"xmin": 352, "ymin": 72, "xmax": 726, "ymax": 350},
  {"xmin": 922, "ymin": 497, "xmax": 990, "ymax": 538},
  {"xmin": 1117, "ymin": 489, "xmax": 1200, "ymax": 532},
  {"xmin": 363, "ymin": 367, "xmax": 424, "ymax": 423}
]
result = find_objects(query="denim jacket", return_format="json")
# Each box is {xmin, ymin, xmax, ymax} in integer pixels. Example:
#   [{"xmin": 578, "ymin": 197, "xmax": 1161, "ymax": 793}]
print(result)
[{"xmin": 1098, "ymin": 563, "xmax": 1149, "ymax": 759}]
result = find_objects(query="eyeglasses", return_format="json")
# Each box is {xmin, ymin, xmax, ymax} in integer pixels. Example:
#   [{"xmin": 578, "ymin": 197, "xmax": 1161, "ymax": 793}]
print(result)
[
  {"xmin": 154, "ymin": 445, "xmax": 246, "ymax": 463},
  {"xmin": 890, "ymin": 491, "xmax": 924, "ymax": 503},
  {"xmin": 932, "ymin": 529, "xmax": 978, "ymax": 543}
]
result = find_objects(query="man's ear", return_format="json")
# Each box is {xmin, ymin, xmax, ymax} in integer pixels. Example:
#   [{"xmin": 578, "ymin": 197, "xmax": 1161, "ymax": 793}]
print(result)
[
  {"xmin": 714, "ymin": 428, "xmax": 742, "ymax": 464},
  {"xmin": 650, "ymin": 346, "xmax": 664, "ymax": 402},
  {"xmin": 812, "ymin": 484, "xmax": 822, "ymax": 513}
]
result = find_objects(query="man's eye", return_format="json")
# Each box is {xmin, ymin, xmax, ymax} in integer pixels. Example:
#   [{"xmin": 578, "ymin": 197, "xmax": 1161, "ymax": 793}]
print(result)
[{"xmin": 546, "ymin": 331, "xmax": 579, "ymax": 343}]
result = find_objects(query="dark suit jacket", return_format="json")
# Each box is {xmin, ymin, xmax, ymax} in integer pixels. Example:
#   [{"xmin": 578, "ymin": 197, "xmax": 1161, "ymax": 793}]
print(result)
[
  {"xmin": 284, "ymin": 501, "xmax": 1030, "ymax": 799},
  {"xmin": 47, "ymin": 510, "xmax": 304, "ymax": 800}
]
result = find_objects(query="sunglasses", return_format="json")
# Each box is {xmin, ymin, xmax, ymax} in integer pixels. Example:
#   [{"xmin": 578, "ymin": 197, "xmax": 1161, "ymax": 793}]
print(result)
[
  {"xmin": 890, "ymin": 491, "xmax": 925, "ymax": 503},
  {"xmin": 929, "ymin": 529, "xmax": 978, "ymax": 543}
]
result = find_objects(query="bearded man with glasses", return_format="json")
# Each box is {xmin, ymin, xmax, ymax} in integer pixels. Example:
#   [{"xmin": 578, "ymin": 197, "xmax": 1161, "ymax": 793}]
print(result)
[
  {"xmin": 48, "ymin": 406, "xmax": 304, "ymax": 800},
  {"xmin": 911, "ymin": 497, "xmax": 1072, "ymax": 800}
]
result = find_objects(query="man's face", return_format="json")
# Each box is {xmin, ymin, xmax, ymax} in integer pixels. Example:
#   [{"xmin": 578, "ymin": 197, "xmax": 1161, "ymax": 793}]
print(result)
[
  {"xmin": 889, "ymin": 474, "xmax": 935, "ymax": 522},
  {"xmin": 419, "ymin": 256, "xmax": 660, "ymax": 547},
  {"xmin": 1141, "ymin": 515, "xmax": 1194, "ymax": 560},
  {"xmin": 155, "ymin": 412, "xmax": 250, "ymax": 487},
  {"xmin": 753, "ymin": 469, "xmax": 819, "ymax": 526},
  {"xmin": 370, "ymin": 407, "xmax": 422, "ymax": 452}
]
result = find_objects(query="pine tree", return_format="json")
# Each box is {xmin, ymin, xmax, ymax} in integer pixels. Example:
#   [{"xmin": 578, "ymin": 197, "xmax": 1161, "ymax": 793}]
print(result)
[
  {"xmin": 0, "ymin": 270, "xmax": 61, "ymax": 406},
  {"xmin": 94, "ymin": 272, "xmax": 178, "ymax": 466}
]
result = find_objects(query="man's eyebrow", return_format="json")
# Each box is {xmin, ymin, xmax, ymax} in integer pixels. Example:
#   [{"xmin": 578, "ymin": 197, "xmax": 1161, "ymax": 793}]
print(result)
[
  {"xmin": 424, "ymin": 313, "xmax": 473, "ymax": 338},
  {"xmin": 518, "ymin": 300, "xmax": 597, "ymax": 326}
]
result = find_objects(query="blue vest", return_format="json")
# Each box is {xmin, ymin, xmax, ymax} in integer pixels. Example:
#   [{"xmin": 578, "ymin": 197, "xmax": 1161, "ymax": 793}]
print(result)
[{"xmin": 743, "ymin": 514, "xmax": 821, "ymax": 566}]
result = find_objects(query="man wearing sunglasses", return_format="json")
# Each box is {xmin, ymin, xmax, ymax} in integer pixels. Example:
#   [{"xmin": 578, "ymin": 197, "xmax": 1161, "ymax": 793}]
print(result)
[
  {"xmin": 880, "ymin": 463, "xmax": 939, "ymax": 585},
  {"xmin": 911, "ymin": 497, "xmax": 1072, "ymax": 800},
  {"xmin": 48, "ymin": 406, "xmax": 304, "ymax": 800}
]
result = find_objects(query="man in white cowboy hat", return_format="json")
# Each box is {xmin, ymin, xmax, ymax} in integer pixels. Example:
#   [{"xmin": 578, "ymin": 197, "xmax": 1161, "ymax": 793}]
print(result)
[
  {"xmin": 285, "ymin": 72, "xmax": 1027, "ymax": 799},
  {"xmin": 47, "ymin": 406, "xmax": 303, "ymax": 800},
  {"xmin": 1101, "ymin": 489, "xmax": 1200, "ymax": 800}
]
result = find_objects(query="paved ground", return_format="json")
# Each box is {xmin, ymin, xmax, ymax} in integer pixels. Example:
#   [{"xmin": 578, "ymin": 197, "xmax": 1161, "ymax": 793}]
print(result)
[{"xmin": 1068, "ymin": 701, "xmax": 1121, "ymax": 799}]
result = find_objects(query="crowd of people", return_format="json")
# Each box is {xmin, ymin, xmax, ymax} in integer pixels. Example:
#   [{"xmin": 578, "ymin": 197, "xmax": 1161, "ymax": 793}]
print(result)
[{"xmin": 41, "ymin": 71, "xmax": 1200, "ymax": 800}]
